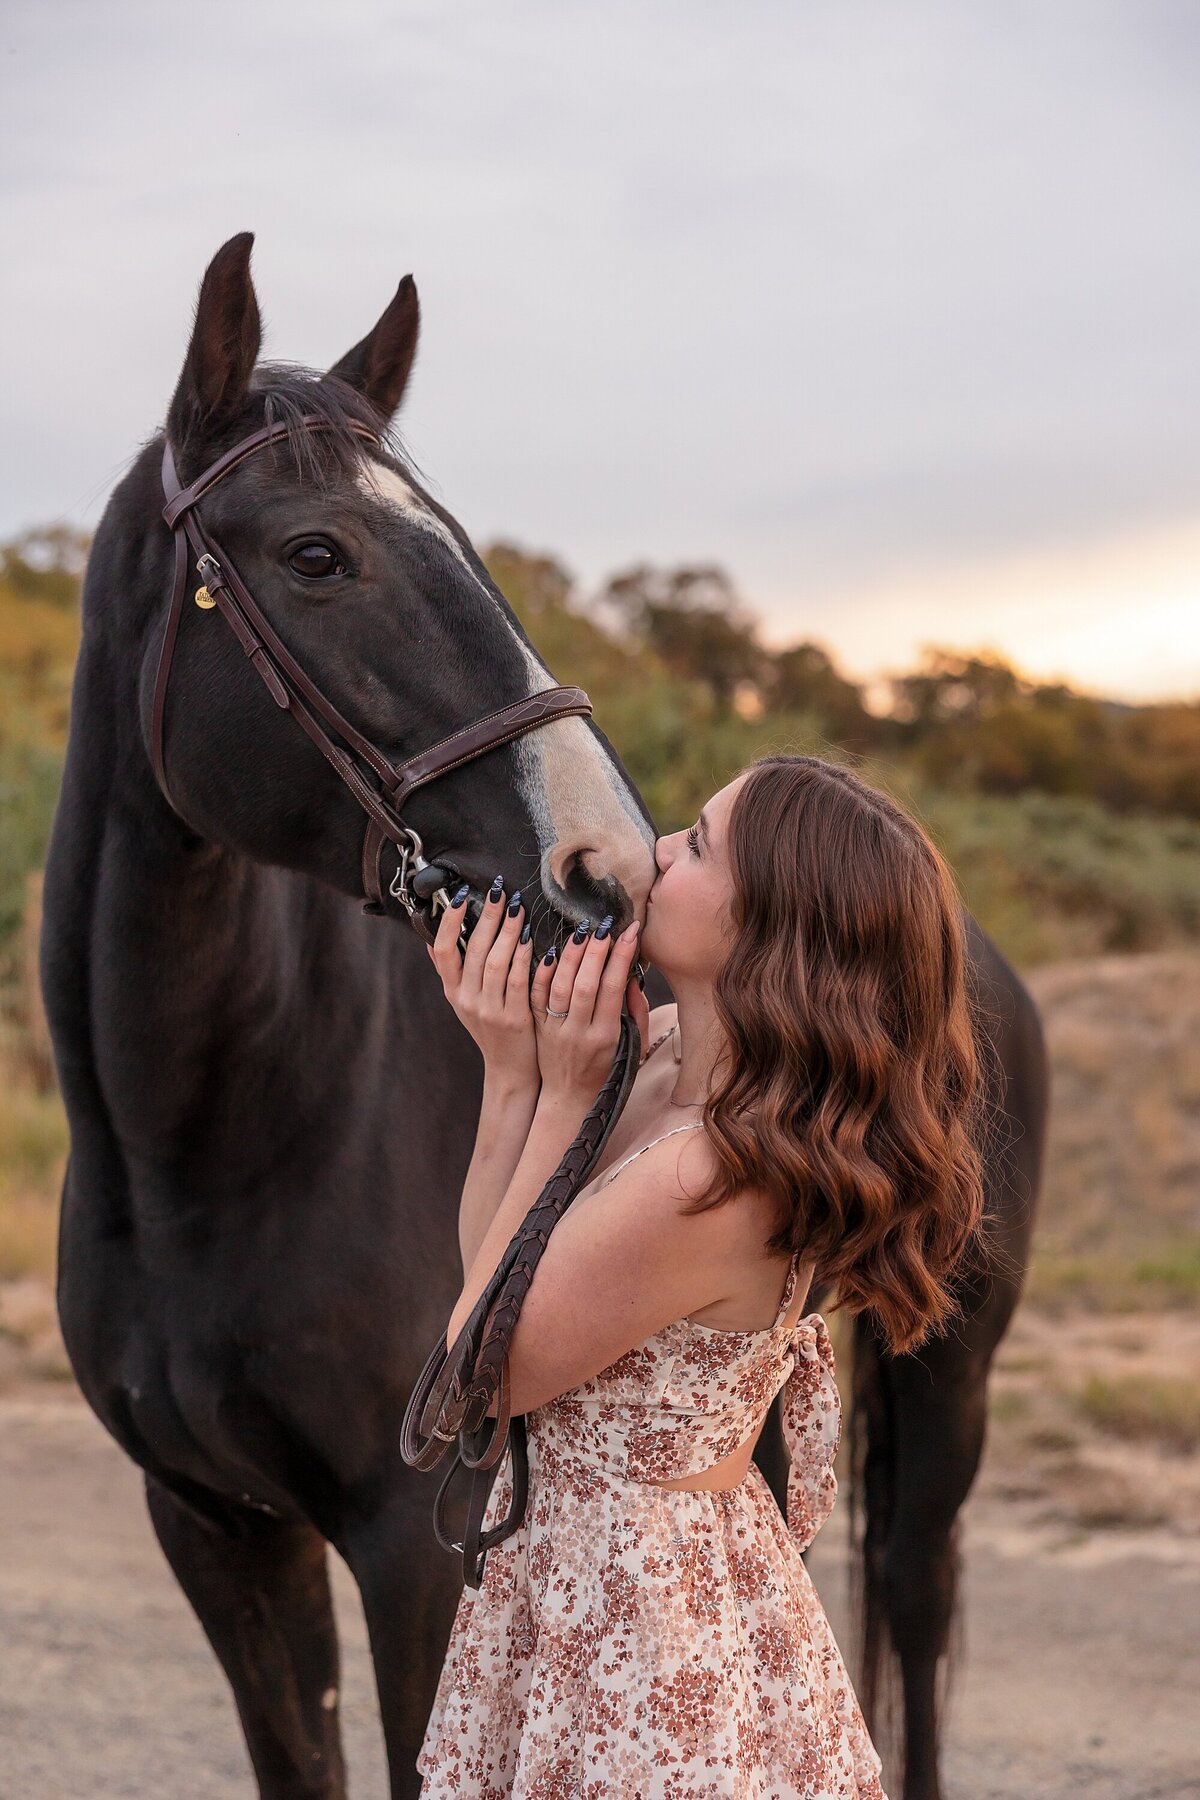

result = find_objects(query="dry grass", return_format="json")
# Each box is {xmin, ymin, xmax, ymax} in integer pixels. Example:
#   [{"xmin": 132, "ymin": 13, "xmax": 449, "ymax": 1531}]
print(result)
[
  {"xmin": 975, "ymin": 1304, "xmax": 1200, "ymax": 1536},
  {"xmin": 1023, "ymin": 950, "xmax": 1200, "ymax": 1315},
  {"xmin": 0, "ymin": 1276, "xmax": 71, "ymax": 1383},
  {"xmin": 1024, "ymin": 1251, "xmax": 1200, "ymax": 1313},
  {"xmin": 0, "ymin": 1191, "xmax": 59, "ymax": 1285},
  {"xmin": 1074, "ymin": 1375, "xmax": 1200, "ymax": 1455},
  {"xmin": 988, "ymin": 1388, "xmax": 1032, "ymax": 1423},
  {"xmin": 0, "ymin": 875, "xmax": 65, "ymax": 1284},
  {"xmin": 1023, "ymin": 1425, "xmax": 1079, "ymax": 1454},
  {"xmin": 975, "ymin": 955, "xmax": 1200, "ymax": 1529},
  {"xmin": 0, "ymin": 1071, "xmax": 65, "ymax": 1283}
]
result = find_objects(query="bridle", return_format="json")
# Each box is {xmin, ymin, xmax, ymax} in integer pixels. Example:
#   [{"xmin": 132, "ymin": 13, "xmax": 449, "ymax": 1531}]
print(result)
[
  {"xmin": 154, "ymin": 408, "xmax": 644, "ymax": 1586},
  {"xmin": 153, "ymin": 411, "xmax": 594, "ymax": 938}
]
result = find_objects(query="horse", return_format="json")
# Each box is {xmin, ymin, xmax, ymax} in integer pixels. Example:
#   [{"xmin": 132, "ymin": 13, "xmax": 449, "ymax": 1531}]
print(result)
[
  {"xmin": 41, "ymin": 234, "xmax": 1047, "ymax": 1800},
  {"xmin": 41, "ymin": 232, "xmax": 657, "ymax": 1798}
]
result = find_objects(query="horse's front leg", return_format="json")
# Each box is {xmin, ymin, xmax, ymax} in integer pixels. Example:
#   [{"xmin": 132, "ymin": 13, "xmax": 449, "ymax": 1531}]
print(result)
[{"xmin": 145, "ymin": 1474, "xmax": 347, "ymax": 1799}]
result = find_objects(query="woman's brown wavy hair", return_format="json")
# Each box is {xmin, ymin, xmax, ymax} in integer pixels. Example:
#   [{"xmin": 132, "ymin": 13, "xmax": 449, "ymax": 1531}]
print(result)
[{"xmin": 682, "ymin": 755, "xmax": 992, "ymax": 1354}]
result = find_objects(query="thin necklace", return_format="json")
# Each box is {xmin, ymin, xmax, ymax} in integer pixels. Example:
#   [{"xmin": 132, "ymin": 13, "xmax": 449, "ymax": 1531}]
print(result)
[{"xmin": 657, "ymin": 1023, "xmax": 704, "ymax": 1109}]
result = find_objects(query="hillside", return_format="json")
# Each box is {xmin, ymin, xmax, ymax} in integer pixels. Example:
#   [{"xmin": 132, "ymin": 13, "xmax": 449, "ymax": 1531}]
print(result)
[{"xmin": 1024, "ymin": 949, "xmax": 1200, "ymax": 1299}]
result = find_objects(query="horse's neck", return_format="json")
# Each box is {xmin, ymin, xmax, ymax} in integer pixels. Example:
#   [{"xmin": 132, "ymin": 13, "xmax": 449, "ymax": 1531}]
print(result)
[{"xmin": 44, "ymin": 659, "xmax": 400, "ymax": 1197}]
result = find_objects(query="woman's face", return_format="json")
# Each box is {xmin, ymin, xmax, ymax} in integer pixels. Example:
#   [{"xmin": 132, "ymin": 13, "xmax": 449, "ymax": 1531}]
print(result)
[{"xmin": 640, "ymin": 773, "xmax": 748, "ymax": 982}]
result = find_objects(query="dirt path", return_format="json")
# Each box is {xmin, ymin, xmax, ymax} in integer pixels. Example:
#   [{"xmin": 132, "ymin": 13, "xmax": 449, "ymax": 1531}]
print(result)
[{"xmin": 2, "ymin": 1393, "xmax": 1197, "ymax": 1800}]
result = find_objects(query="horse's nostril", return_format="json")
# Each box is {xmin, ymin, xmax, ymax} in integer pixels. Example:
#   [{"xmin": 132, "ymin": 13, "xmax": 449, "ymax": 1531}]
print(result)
[
  {"xmin": 549, "ymin": 843, "xmax": 598, "ymax": 897},
  {"xmin": 548, "ymin": 836, "xmax": 652, "ymax": 926}
]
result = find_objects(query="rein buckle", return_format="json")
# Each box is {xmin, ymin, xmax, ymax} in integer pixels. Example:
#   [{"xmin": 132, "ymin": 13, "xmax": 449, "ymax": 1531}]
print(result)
[
  {"xmin": 387, "ymin": 827, "xmax": 453, "ymax": 923},
  {"xmin": 194, "ymin": 552, "xmax": 223, "ymax": 611}
]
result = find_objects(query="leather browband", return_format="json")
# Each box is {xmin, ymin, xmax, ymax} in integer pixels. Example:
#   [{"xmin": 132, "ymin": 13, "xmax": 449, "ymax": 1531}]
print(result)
[{"xmin": 152, "ymin": 414, "xmax": 594, "ymax": 930}]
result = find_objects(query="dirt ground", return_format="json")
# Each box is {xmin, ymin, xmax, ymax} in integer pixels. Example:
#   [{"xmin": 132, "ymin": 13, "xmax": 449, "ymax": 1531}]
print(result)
[
  {"xmin": 6, "ymin": 951, "xmax": 1198, "ymax": 1796},
  {"xmin": 3, "ymin": 1386, "xmax": 1197, "ymax": 1800}
]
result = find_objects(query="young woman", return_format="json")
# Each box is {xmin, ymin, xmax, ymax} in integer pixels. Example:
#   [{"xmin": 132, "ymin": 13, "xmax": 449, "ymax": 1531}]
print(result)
[{"xmin": 416, "ymin": 753, "xmax": 988, "ymax": 1799}]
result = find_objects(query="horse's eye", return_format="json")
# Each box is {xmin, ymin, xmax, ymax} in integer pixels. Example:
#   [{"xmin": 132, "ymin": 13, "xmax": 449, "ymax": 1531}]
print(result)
[{"xmin": 287, "ymin": 542, "xmax": 344, "ymax": 580}]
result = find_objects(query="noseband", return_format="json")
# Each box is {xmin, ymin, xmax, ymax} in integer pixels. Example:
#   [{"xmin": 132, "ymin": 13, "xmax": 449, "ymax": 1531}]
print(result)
[{"xmin": 153, "ymin": 412, "xmax": 594, "ymax": 938}]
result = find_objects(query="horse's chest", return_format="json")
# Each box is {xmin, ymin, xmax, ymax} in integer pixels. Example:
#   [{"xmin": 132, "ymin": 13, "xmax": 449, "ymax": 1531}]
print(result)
[{"xmin": 59, "ymin": 1248, "xmax": 307, "ymax": 1513}]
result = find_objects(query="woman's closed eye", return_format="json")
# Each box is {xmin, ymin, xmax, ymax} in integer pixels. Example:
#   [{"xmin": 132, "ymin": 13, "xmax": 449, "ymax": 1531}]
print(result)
[{"xmin": 686, "ymin": 824, "xmax": 701, "ymax": 857}]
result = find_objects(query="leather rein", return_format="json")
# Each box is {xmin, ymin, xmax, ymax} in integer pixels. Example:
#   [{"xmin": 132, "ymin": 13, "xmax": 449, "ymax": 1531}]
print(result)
[
  {"xmin": 401, "ymin": 1007, "xmax": 641, "ymax": 1587},
  {"xmin": 153, "ymin": 411, "xmax": 643, "ymax": 1586}
]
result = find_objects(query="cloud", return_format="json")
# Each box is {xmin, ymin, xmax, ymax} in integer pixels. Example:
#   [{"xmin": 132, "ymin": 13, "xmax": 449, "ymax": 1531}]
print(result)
[{"xmin": 1, "ymin": 0, "xmax": 1196, "ymax": 697}]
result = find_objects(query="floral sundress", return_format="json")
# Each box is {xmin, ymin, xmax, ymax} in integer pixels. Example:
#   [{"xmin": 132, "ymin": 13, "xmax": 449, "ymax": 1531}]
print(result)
[{"xmin": 417, "ymin": 1241, "xmax": 887, "ymax": 1798}]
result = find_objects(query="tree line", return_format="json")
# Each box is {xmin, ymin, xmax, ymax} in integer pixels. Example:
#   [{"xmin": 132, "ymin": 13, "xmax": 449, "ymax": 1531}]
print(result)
[
  {"xmin": 0, "ymin": 526, "xmax": 1197, "ymax": 971},
  {"xmin": 486, "ymin": 546, "xmax": 1198, "ymax": 824}
]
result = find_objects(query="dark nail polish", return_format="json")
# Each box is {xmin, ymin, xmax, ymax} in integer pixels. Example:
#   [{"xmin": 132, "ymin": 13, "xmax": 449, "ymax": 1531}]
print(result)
[
  {"xmin": 595, "ymin": 914, "xmax": 614, "ymax": 940},
  {"xmin": 520, "ymin": 922, "xmax": 532, "ymax": 944},
  {"xmin": 488, "ymin": 875, "xmax": 504, "ymax": 900},
  {"xmin": 572, "ymin": 920, "xmax": 590, "ymax": 944},
  {"xmin": 450, "ymin": 882, "xmax": 470, "ymax": 908},
  {"xmin": 542, "ymin": 946, "xmax": 557, "ymax": 966},
  {"xmin": 507, "ymin": 890, "xmax": 523, "ymax": 917}
]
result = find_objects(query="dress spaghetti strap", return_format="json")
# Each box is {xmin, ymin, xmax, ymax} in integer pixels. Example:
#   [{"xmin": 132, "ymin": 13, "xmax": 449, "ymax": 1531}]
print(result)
[{"xmin": 771, "ymin": 1248, "xmax": 805, "ymax": 1330}]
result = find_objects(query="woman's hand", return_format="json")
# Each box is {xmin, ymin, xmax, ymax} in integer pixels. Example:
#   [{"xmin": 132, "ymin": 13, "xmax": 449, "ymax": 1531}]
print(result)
[
  {"xmin": 426, "ymin": 878, "xmax": 539, "ymax": 1091},
  {"xmin": 529, "ymin": 917, "xmax": 643, "ymax": 1103}
]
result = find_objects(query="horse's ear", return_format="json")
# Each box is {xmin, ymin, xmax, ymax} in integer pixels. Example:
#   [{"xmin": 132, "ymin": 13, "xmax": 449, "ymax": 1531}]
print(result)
[
  {"xmin": 326, "ymin": 275, "xmax": 419, "ymax": 420},
  {"xmin": 167, "ymin": 232, "xmax": 262, "ymax": 453}
]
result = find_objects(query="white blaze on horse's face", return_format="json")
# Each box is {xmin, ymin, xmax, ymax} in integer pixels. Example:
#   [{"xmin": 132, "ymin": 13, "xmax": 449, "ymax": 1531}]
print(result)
[{"xmin": 357, "ymin": 458, "xmax": 656, "ymax": 919}]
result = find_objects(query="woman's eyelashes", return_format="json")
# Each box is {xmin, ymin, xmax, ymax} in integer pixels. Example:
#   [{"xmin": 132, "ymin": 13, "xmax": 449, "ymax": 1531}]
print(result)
[{"xmin": 686, "ymin": 824, "xmax": 701, "ymax": 858}]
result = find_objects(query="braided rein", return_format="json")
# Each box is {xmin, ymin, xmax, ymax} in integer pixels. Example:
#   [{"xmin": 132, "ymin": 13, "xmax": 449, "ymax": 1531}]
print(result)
[{"xmin": 400, "ymin": 1007, "xmax": 643, "ymax": 1587}]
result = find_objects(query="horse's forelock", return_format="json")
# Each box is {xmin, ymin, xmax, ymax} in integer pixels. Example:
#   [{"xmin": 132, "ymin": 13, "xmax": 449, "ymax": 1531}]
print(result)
[{"xmin": 251, "ymin": 363, "xmax": 419, "ymax": 491}]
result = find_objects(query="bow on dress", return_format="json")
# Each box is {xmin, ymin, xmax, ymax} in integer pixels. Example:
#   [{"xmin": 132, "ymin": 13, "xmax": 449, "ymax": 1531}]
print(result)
[{"xmin": 780, "ymin": 1315, "xmax": 842, "ymax": 1551}]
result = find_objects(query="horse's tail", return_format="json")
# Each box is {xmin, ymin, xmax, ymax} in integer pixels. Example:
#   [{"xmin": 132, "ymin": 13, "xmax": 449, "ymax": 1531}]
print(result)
[
  {"xmin": 846, "ymin": 1312, "xmax": 970, "ymax": 1779},
  {"xmin": 846, "ymin": 1311, "xmax": 903, "ymax": 1758}
]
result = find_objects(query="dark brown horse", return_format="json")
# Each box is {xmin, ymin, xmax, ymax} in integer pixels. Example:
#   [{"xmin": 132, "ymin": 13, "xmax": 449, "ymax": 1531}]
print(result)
[{"xmin": 41, "ymin": 235, "xmax": 1046, "ymax": 1799}]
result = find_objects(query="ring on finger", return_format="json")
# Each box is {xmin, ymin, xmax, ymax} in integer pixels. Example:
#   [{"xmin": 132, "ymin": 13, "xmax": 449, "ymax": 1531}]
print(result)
[{"xmin": 545, "ymin": 1005, "xmax": 569, "ymax": 1019}]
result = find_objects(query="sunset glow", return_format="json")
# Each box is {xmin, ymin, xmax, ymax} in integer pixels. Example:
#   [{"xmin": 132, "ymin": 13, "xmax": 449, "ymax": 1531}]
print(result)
[{"xmin": 757, "ymin": 520, "xmax": 1200, "ymax": 706}]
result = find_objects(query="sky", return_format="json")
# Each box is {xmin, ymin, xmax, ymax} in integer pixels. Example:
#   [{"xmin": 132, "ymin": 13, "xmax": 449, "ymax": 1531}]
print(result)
[{"xmin": 2, "ymin": 0, "xmax": 1198, "ymax": 704}]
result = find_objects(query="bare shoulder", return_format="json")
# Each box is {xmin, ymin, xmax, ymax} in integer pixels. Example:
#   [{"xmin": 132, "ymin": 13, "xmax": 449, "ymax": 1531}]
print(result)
[
  {"xmin": 503, "ymin": 1116, "xmax": 788, "ymax": 1408},
  {"xmin": 574, "ymin": 1114, "xmax": 758, "ymax": 1266},
  {"xmin": 596, "ymin": 1077, "xmax": 766, "ymax": 1256},
  {"xmin": 674, "ymin": 1127, "xmax": 777, "ymax": 1251},
  {"xmin": 531, "ymin": 1122, "xmax": 743, "ymax": 1331}
]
